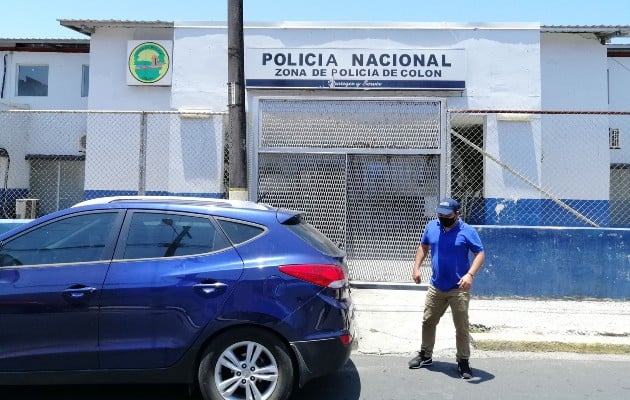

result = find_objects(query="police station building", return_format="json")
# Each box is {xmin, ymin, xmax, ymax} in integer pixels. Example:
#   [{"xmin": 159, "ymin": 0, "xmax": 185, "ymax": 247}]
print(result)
[{"xmin": 2, "ymin": 21, "xmax": 629, "ymax": 284}]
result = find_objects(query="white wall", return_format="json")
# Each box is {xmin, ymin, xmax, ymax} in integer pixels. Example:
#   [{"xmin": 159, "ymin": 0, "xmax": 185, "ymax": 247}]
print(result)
[
  {"xmin": 541, "ymin": 33, "xmax": 610, "ymax": 200},
  {"xmin": 541, "ymin": 33, "xmax": 608, "ymax": 110},
  {"xmin": 6, "ymin": 22, "xmax": 619, "ymax": 206},
  {"xmin": 608, "ymin": 54, "xmax": 630, "ymax": 164},
  {"xmin": 84, "ymin": 26, "xmax": 226, "ymax": 197},
  {"xmin": 171, "ymin": 22, "xmax": 542, "ymax": 112},
  {"xmin": 0, "ymin": 48, "xmax": 88, "ymax": 191},
  {"xmin": 85, "ymin": 27, "xmax": 174, "ymax": 194},
  {"xmin": 0, "ymin": 51, "xmax": 88, "ymax": 110},
  {"xmin": 87, "ymin": 28, "xmax": 173, "ymax": 110},
  {"xmin": 171, "ymin": 26, "xmax": 228, "ymax": 111}
]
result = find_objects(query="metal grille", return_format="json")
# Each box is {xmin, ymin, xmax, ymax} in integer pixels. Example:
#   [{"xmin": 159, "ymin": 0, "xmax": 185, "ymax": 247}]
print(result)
[
  {"xmin": 255, "ymin": 98, "xmax": 444, "ymax": 282},
  {"xmin": 346, "ymin": 154, "xmax": 439, "ymax": 281},
  {"xmin": 259, "ymin": 99, "xmax": 441, "ymax": 149},
  {"xmin": 258, "ymin": 153, "xmax": 347, "ymax": 247}
]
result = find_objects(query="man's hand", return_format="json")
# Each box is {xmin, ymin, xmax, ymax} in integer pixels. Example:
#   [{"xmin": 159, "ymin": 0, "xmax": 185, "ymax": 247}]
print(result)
[
  {"xmin": 458, "ymin": 273, "xmax": 473, "ymax": 290},
  {"xmin": 412, "ymin": 244, "xmax": 429, "ymax": 285},
  {"xmin": 412, "ymin": 268, "xmax": 422, "ymax": 284}
]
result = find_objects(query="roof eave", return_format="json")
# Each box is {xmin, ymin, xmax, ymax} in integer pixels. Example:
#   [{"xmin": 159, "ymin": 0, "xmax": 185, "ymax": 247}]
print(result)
[
  {"xmin": 542, "ymin": 25, "xmax": 630, "ymax": 43},
  {"xmin": 58, "ymin": 19, "xmax": 174, "ymax": 36}
]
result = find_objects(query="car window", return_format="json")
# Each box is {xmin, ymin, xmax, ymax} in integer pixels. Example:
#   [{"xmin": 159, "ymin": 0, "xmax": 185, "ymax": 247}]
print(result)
[
  {"xmin": 0, "ymin": 212, "xmax": 119, "ymax": 267},
  {"xmin": 216, "ymin": 219, "xmax": 265, "ymax": 245},
  {"xmin": 285, "ymin": 219, "xmax": 342, "ymax": 256},
  {"xmin": 120, "ymin": 212, "xmax": 231, "ymax": 259}
]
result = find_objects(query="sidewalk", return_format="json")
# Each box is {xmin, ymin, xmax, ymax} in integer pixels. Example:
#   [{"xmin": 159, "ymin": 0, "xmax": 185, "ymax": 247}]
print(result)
[{"xmin": 350, "ymin": 284, "xmax": 630, "ymax": 359}]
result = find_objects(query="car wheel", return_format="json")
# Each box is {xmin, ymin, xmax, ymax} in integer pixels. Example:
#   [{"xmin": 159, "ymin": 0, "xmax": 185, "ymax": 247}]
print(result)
[{"xmin": 197, "ymin": 327, "xmax": 294, "ymax": 400}]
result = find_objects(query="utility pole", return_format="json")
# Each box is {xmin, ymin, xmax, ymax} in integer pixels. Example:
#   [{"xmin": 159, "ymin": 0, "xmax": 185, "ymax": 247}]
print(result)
[{"xmin": 227, "ymin": 0, "xmax": 247, "ymax": 200}]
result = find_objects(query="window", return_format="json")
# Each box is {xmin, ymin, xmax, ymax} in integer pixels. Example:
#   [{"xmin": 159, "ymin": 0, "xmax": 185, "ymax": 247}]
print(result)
[
  {"xmin": 81, "ymin": 65, "xmax": 89, "ymax": 97},
  {"xmin": 0, "ymin": 212, "xmax": 119, "ymax": 267},
  {"xmin": 217, "ymin": 219, "xmax": 265, "ymax": 245},
  {"xmin": 284, "ymin": 218, "xmax": 341, "ymax": 256},
  {"xmin": 121, "ymin": 212, "xmax": 230, "ymax": 260},
  {"xmin": 17, "ymin": 65, "xmax": 48, "ymax": 96},
  {"xmin": 610, "ymin": 128, "xmax": 621, "ymax": 149}
]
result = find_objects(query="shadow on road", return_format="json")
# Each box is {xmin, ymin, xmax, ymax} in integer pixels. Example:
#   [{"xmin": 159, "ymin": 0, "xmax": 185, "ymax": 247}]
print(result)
[
  {"xmin": 0, "ymin": 360, "xmax": 361, "ymax": 400},
  {"xmin": 291, "ymin": 358, "xmax": 361, "ymax": 399},
  {"xmin": 0, "ymin": 384, "xmax": 196, "ymax": 400},
  {"xmin": 425, "ymin": 360, "xmax": 496, "ymax": 383}
]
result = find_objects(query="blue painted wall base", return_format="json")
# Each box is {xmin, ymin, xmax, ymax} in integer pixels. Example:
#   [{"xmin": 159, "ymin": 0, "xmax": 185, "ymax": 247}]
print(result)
[{"xmin": 474, "ymin": 226, "xmax": 629, "ymax": 300}]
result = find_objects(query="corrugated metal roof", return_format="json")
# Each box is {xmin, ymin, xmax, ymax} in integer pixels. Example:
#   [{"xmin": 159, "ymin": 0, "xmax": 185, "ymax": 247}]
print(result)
[
  {"xmin": 0, "ymin": 38, "xmax": 89, "ymax": 52},
  {"xmin": 59, "ymin": 19, "xmax": 174, "ymax": 36},
  {"xmin": 542, "ymin": 25, "xmax": 630, "ymax": 31},
  {"xmin": 0, "ymin": 38, "xmax": 89, "ymax": 44},
  {"xmin": 541, "ymin": 25, "xmax": 630, "ymax": 43},
  {"xmin": 56, "ymin": 20, "xmax": 630, "ymax": 40},
  {"xmin": 61, "ymin": 19, "xmax": 543, "ymax": 33}
]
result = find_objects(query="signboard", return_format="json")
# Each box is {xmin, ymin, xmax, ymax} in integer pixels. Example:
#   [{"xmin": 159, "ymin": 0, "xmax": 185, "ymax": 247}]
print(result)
[
  {"xmin": 245, "ymin": 48, "xmax": 466, "ymax": 90},
  {"xmin": 127, "ymin": 40, "xmax": 173, "ymax": 86}
]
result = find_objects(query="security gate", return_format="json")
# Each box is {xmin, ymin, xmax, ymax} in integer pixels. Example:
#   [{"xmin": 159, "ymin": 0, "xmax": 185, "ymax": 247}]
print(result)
[{"xmin": 253, "ymin": 98, "xmax": 446, "ymax": 282}]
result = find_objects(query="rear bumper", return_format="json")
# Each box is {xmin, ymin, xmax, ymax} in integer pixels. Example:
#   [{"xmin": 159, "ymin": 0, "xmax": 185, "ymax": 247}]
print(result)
[{"xmin": 290, "ymin": 335, "xmax": 353, "ymax": 387}]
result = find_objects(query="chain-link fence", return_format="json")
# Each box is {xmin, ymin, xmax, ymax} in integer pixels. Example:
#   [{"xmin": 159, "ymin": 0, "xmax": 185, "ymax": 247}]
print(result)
[
  {"xmin": 449, "ymin": 110, "xmax": 630, "ymax": 228},
  {"xmin": 1, "ymin": 109, "xmax": 628, "ymax": 230},
  {"xmin": 0, "ymin": 110, "xmax": 227, "ymax": 219}
]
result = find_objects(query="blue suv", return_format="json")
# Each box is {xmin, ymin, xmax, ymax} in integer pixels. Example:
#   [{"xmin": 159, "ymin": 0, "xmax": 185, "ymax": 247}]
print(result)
[{"xmin": 0, "ymin": 196, "xmax": 355, "ymax": 400}]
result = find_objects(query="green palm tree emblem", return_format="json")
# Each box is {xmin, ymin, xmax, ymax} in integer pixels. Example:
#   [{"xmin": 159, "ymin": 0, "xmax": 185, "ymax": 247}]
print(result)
[{"xmin": 129, "ymin": 42, "xmax": 170, "ymax": 83}]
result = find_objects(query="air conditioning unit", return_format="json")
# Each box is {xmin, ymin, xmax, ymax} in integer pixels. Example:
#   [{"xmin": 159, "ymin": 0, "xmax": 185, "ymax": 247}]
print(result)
[
  {"xmin": 15, "ymin": 198, "xmax": 39, "ymax": 219},
  {"xmin": 78, "ymin": 134, "xmax": 87, "ymax": 153}
]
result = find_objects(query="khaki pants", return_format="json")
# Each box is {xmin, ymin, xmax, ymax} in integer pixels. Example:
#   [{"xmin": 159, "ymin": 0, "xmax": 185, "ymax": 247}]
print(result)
[{"xmin": 421, "ymin": 285, "xmax": 471, "ymax": 360}]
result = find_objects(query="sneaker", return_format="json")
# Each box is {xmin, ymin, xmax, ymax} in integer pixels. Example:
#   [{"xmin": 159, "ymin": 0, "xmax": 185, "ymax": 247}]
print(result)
[
  {"xmin": 457, "ymin": 359, "xmax": 473, "ymax": 379},
  {"xmin": 408, "ymin": 351, "xmax": 433, "ymax": 369}
]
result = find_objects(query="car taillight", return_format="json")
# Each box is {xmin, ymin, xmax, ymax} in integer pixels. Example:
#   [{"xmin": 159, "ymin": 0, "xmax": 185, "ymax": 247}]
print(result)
[
  {"xmin": 278, "ymin": 264, "xmax": 347, "ymax": 288},
  {"xmin": 339, "ymin": 334, "xmax": 353, "ymax": 345}
]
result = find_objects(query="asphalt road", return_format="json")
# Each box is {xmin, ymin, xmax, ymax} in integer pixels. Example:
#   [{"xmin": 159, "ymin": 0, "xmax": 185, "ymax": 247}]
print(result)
[{"xmin": 1, "ymin": 354, "xmax": 629, "ymax": 400}]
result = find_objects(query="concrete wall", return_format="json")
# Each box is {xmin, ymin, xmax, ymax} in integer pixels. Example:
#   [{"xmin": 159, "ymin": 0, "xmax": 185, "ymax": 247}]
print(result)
[
  {"xmin": 540, "ymin": 33, "xmax": 610, "ymax": 200},
  {"xmin": 0, "ymin": 49, "xmax": 89, "ymax": 207},
  {"xmin": 477, "ymin": 33, "xmax": 613, "ymax": 226},
  {"xmin": 170, "ymin": 22, "xmax": 542, "ymax": 111},
  {"xmin": 474, "ymin": 226, "xmax": 629, "ymax": 299},
  {"xmin": 608, "ymin": 52, "xmax": 630, "ymax": 164},
  {"xmin": 541, "ymin": 33, "xmax": 608, "ymax": 110},
  {"xmin": 87, "ymin": 28, "xmax": 173, "ymax": 111},
  {"xmin": 0, "ymin": 51, "xmax": 89, "ymax": 110},
  {"xmin": 83, "ymin": 27, "xmax": 225, "ymax": 198},
  {"xmin": 3, "ymin": 23, "xmax": 629, "ymax": 225}
]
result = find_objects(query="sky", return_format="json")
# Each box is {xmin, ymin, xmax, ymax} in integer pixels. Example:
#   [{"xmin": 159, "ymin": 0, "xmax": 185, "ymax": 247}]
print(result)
[{"xmin": 2, "ymin": 0, "xmax": 629, "ymax": 40}]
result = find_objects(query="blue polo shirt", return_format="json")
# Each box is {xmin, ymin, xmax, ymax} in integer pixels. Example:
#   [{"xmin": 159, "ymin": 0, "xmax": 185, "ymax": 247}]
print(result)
[{"xmin": 421, "ymin": 218, "xmax": 484, "ymax": 291}]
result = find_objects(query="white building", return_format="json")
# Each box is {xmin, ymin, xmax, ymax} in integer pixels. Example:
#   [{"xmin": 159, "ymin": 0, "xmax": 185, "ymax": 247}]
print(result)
[
  {"xmin": 1, "ymin": 21, "xmax": 629, "ymax": 232},
  {"xmin": 0, "ymin": 38, "xmax": 90, "ymax": 110}
]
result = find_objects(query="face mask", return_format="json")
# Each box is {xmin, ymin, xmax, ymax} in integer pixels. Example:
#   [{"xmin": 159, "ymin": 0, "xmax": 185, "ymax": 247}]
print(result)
[{"xmin": 439, "ymin": 216, "xmax": 457, "ymax": 228}]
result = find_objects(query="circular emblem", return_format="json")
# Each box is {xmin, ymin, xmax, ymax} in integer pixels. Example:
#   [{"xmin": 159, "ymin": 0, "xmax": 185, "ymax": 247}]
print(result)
[{"xmin": 128, "ymin": 42, "xmax": 170, "ymax": 83}]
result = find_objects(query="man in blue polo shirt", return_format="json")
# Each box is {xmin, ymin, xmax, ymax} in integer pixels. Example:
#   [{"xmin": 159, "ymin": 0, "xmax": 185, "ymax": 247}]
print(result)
[{"xmin": 408, "ymin": 198, "xmax": 485, "ymax": 379}]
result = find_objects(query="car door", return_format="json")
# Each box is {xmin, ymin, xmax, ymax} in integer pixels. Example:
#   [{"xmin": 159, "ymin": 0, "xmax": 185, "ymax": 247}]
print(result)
[
  {"xmin": 98, "ymin": 210, "xmax": 245, "ymax": 369},
  {"xmin": 0, "ymin": 211, "xmax": 122, "ymax": 371}
]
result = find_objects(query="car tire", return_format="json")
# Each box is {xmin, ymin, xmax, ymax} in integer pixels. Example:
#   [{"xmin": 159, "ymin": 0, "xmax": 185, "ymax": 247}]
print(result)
[{"xmin": 197, "ymin": 327, "xmax": 295, "ymax": 400}]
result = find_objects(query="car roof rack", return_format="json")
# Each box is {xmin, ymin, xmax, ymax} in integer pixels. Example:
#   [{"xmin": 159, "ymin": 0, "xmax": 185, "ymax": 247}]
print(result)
[{"xmin": 72, "ymin": 196, "xmax": 273, "ymax": 210}]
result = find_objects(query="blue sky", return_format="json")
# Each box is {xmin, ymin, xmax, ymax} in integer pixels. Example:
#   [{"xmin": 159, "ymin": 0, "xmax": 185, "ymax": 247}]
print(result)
[{"xmin": 2, "ymin": 0, "xmax": 629, "ymax": 39}]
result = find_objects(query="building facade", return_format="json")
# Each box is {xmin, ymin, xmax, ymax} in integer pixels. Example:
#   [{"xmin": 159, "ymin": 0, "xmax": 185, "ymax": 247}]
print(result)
[
  {"xmin": 2, "ymin": 22, "xmax": 630, "ymax": 226},
  {"xmin": 1, "ymin": 20, "xmax": 629, "ymax": 285}
]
